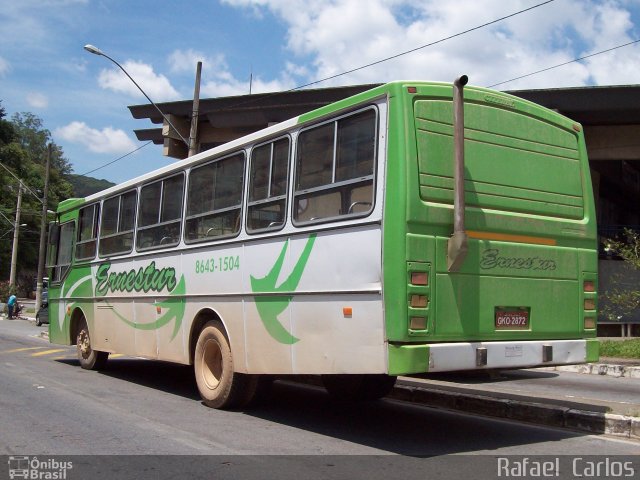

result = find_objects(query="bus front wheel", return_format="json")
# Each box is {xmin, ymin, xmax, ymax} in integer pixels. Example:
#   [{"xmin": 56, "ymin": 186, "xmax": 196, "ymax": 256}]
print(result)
[
  {"xmin": 322, "ymin": 374, "xmax": 397, "ymax": 401},
  {"xmin": 194, "ymin": 320, "xmax": 257, "ymax": 409},
  {"xmin": 76, "ymin": 317, "xmax": 108, "ymax": 370}
]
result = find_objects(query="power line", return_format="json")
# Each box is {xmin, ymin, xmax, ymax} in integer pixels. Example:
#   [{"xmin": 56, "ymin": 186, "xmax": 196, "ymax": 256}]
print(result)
[
  {"xmin": 295, "ymin": 0, "xmax": 556, "ymax": 91},
  {"xmin": 0, "ymin": 162, "xmax": 43, "ymax": 204},
  {"xmin": 76, "ymin": 141, "xmax": 152, "ymax": 177},
  {"xmin": 212, "ymin": 0, "xmax": 556, "ymax": 115},
  {"xmin": 76, "ymin": 2, "xmax": 554, "ymax": 178},
  {"xmin": 488, "ymin": 38, "xmax": 640, "ymax": 88},
  {"xmin": 79, "ymin": 0, "xmax": 563, "ymax": 180},
  {"xmin": 0, "ymin": 209, "xmax": 14, "ymax": 228}
]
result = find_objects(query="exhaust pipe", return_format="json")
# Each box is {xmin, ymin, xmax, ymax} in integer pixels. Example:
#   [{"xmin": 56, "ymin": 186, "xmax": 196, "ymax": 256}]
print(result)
[{"xmin": 447, "ymin": 75, "xmax": 469, "ymax": 272}]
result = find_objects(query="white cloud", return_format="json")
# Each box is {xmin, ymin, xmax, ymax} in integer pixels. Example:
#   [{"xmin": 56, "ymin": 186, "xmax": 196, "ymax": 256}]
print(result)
[
  {"xmin": 97, "ymin": 61, "xmax": 181, "ymax": 102},
  {"xmin": 55, "ymin": 122, "xmax": 137, "ymax": 154},
  {"xmin": 223, "ymin": 0, "xmax": 640, "ymax": 89},
  {"xmin": 168, "ymin": 49, "xmax": 229, "ymax": 77},
  {"xmin": 26, "ymin": 92, "xmax": 49, "ymax": 109},
  {"xmin": 168, "ymin": 48, "xmax": 295, "ymax": 97},
  {"xmin": 0, "ymin": 56, "xmax": 10, "ymax": 76}
]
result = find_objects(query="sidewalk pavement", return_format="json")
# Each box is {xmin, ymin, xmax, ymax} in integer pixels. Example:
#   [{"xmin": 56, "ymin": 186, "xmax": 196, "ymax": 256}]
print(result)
[
  {"xmin": 547, "ymin": 359, "xmax": 640, "ymax": 378},
  {"xmin": 395, "ymin": 379, "xmax": 639, "ymax": 443}
]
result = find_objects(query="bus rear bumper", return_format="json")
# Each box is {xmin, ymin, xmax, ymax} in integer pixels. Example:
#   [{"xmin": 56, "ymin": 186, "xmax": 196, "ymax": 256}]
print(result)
[{"xmin": 388, "ymin": 339, "xmax": 599, "ymax": 375}]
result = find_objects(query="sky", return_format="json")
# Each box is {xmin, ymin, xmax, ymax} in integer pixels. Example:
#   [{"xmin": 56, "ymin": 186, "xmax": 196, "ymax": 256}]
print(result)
[{"xmin": 1, "ymin": 0, "xmax": 640, "ymax": 184}]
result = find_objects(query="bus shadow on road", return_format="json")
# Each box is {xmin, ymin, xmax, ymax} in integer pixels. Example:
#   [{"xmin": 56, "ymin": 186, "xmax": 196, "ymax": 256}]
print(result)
[
  {"xmin": 53, "ymin": 359, "xmax": 594, "ymax": 455},
  {"xmin": 245, "ymin": 381, "xmax": 594, "ymax": 456},
  {"xmin": 55, "ymin": 357, "xmax": 201, "ymax": 401}
]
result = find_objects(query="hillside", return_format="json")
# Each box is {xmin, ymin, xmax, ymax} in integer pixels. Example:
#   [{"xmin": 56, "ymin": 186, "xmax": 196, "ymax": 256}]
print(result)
[{"xmin": 66, "ymin": 174, "xmax": 115, "ymax": 198}]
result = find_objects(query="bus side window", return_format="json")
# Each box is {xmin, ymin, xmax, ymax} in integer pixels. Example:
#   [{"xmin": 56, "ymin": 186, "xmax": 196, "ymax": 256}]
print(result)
[
  {"xmin": 136, "ymin": 173, "xmax": 184, "ymax": 251},
  {"xmin": 99, "ymin": 190, "xmax": 137, "ymax": 257},
  {"xmin": 185, "ymin": 152, "xmax": 245, "ymax": 243},
  {"xmin": 75, "ymin": 203, "xmax": 99, "ymax": 261},
  {"xmin": 247, "ymin": 137, "xmax": 290, "ymax": 233},
  {"xmin": 51, "ymin": 222, "xmax": 75, "ymax": 282},
  {"xmin": 294, "ymin": 108, "xmax": 377, "ymax": 224}
]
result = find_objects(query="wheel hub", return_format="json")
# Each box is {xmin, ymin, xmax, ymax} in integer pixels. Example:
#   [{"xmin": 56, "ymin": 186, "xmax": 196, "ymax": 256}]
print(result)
[
  {"xmin": 78, "ymin": 330, "xmax": 91, "ymax": 359},
  {"xmin": 201, "ymin": 338, "xmax": 223, "ymax": 390}
]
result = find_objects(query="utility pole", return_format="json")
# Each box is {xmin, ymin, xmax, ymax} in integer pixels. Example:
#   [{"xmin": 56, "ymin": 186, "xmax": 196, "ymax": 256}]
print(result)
[
  {"xmin": 188, "ymin": 61, "xmax": 202, "ymax": 157},
  {"xmin": 9, "ymin": 181, "xmax": 23, "ymax": 289},
  {"xmin": 35, "ymin": 144, "xmax": 51, "ymax": 312}
]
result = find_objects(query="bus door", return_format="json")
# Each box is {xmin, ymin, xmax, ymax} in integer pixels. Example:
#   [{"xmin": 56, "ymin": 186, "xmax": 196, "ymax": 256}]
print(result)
[{"xmin": 47, "ymin": 221, "xmax": 76, "ymax": 344}]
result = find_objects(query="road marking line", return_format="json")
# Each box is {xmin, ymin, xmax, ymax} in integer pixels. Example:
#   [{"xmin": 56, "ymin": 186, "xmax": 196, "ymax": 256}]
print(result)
[
  {"xmin": 1, "ymin": 347, "xmax": 47, "ymax": 354},
  {"xmin": 110, "ymin": 354, "xmax": 125, "ymax": 358},
  {"xmin": 31, "ymin": 349, "xmax": 66, "ymax": 357}
]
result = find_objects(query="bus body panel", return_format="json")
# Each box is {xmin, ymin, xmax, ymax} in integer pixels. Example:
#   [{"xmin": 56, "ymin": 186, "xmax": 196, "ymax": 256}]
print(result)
[{"xmin": 51, "ymin": 225, "xmax": 385, "ymax": 374}]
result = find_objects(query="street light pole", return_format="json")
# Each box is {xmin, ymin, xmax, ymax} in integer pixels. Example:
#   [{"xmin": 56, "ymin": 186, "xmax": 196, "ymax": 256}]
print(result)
[
  {"xmin": 35, "ymin": 144, "xmax": 51, "ymax": 312},
  {"xmin": 83, "ymin": 44, "xmax": 190, "ymax": 148},
  {"xmin": 9, "ymin": 181, "xmax": 23, "ymax": 289}
]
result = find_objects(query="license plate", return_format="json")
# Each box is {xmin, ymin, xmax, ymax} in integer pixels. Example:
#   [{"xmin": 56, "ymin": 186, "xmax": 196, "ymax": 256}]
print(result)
[{"xmin": 495, "ymin": 310, "xmax": 529, "ymax": 329}]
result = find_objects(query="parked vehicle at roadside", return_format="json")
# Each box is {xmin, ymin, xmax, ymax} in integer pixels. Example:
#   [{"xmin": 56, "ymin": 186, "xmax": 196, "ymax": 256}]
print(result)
[{"xmin": 36, "ymin": 302, "xmax": 49, "ymax": 326}]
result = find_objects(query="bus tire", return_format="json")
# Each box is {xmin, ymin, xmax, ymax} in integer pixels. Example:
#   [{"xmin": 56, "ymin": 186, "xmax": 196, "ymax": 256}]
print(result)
[
  {"xmin": 194, "ymin": 320, "xmax": 256, "ymax": 409},
  {"xmin": 322, "ymin": 374, "xmax": 397, "ymax": 401},
  {"xmin": 76, "ymin": 317, "xmax": 108, "ymax": 370}
]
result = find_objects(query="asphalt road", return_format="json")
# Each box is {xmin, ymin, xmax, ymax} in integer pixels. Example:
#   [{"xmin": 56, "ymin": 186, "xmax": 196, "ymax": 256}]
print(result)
[{"xmin": 0, "ymin": 317, "xmax": 638, "ymax": 479}]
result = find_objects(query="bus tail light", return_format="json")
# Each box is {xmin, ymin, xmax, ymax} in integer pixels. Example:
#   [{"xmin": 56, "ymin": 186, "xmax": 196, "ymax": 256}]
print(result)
[
  {"xmin": 410, "ymin": 317, "xmax": 427, "ymax": 330},
  {"xmin": 411, "ymin": 272, "xmax": 428, "ymax": 286},
  {"xmin": 410, "ymin": 295, "xmax": 428, "ymax": 308},
  {"xmin": 408, "ymin": 262, "xmax": 430, "ymax": 333},
  {"xmin": 582, "ymin": 274, "xmax": 597, "ymax": 331}
]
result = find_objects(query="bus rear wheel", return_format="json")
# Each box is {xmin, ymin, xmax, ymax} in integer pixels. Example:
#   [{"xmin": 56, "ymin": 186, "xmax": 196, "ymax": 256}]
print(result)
[
  {"xmin": 322, "ymin": 374, "xmax": 397, "ymax": 401},
  {"xmin": 194, "ymin": 320, "xmax": 257, "ymax": 409},
  {"xmin": 76, "ymin": 317, "xmax": 108, "ymax": 370}
]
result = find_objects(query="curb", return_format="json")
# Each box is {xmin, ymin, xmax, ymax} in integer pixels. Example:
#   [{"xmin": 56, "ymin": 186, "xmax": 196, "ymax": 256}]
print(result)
[
  {"xmin": 543, "ymin": 363, "xmax": 640, "ymax": 379},
  {"xmin": 389, "ymin": 382, "xmax": 640, "ymax": 441}
]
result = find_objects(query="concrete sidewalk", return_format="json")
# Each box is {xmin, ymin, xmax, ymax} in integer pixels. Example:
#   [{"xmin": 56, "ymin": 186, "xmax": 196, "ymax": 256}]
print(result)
[
  {"xmin": 547, "ymin": 360, "xmax": 640, "ymax": 378},
  {"xmin": 392, "ymin": 369, "xmax": 640, "ymax": 441}
]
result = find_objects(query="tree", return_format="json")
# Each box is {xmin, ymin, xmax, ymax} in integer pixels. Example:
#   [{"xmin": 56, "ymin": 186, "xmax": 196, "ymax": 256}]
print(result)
[
  {"xmin": 601, "ymin": 229, "xmax": 640, "ymax": 321},
  {"xmin": 0, "ymin": 105, "xmax": 74, "ymax": 294}
]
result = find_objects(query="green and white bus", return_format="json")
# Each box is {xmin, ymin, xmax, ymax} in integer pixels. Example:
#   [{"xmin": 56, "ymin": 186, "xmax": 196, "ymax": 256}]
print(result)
[{"xmin": 47, "ymin": 79, "xmax": 598, "ymax": 408}]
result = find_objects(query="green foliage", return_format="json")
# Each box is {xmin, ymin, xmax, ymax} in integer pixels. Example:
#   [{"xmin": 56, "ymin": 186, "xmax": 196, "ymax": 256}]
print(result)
[
  {"xmin": 0, "ymin": 280, "xmax": 15, "ymax": 300},
  {"xmin": 601, "ymin": 229, "xmax": 640, "ymax": 321},
  {"xmin": 0, "ymin": 102, "xmax": 122, "ymax": 290},
  {"xmin": 599, "ymin": 339, "xmax": 640, "ymax": 359},
  {"xmin": 67, "ymin": 173, "xmax": 115, "ymax": 197},
  {"xmin": 0, "ymin": 102, "xmax": 74, "ymax": 285}
]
